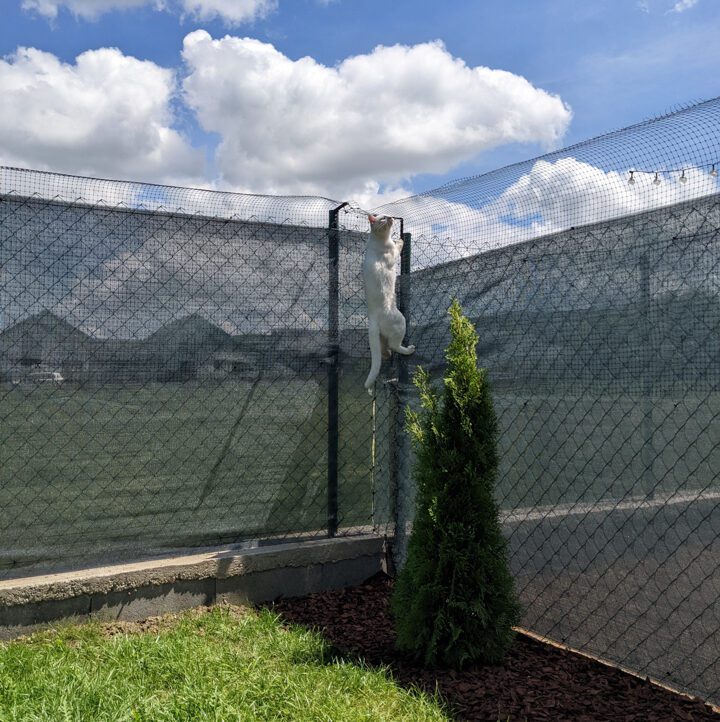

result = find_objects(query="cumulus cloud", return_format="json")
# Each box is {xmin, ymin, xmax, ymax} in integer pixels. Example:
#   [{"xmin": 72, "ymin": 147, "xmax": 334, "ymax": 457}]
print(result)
[
  {"xmin": 181, "ymin": 32, "xmax": 572, "ymax": 203},
  {"xmin": 21, "ymin": 0, "xmax": 157, "ymax": 20},
  {"xmin": 492, "ymin": 157, "xmax": 717, "ymax": 234},
  {"xmin": 180, "ymin": 0, "xmax": 277, "ymax": 24},
  {"xmin": 0, "ymin": 45, "xmax": 203, "ymax": 184},
  {"xmin": 22, "ymin": 0, "xmax": 276, "ymax": 23},
  {"xmin": 670, "ymin": 0, "xmax": 699, "ymax": 11}
]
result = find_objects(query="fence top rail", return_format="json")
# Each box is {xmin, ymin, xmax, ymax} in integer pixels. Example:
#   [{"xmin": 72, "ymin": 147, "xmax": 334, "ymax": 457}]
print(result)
[{"xmin": 0, "ymin": 165, "xmax": 342, "ymax": 228}]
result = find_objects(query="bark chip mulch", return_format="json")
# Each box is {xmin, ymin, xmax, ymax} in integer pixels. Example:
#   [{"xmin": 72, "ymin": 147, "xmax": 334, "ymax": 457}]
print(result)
[{"xmin": 269, "ymin": 574, "xmax": 719, "ymax": 722}]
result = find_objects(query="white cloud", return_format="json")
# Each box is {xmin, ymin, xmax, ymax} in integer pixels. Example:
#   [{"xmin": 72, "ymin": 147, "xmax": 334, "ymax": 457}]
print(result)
[
  {"xmin": 180, "ymin": 0, "xmax": 277, "ymax": 24},
  {"xmin": 492, "ymin": 157, "xmax": 717, "ymax": 234},
  {"xmin": 634, "ymin": 0, "xmax": 701, "ymax": 13},
  {"xmin": 22, "ymin": 0, "xmax": 276, "ymax": 23},
  {"xmin": 181, "ymin": 32, "xmax": 572, "ymax": 204},
  {"xmin": 21, "ymin": 0, "xmax": 158, "ymax": 20},
  {"xmin": 670, "ymin": 0, "xmax": 699, "ymax": 11},
  {"xmin": 0, "ymin": 45, "xmax": 203, "ymax": 184}
]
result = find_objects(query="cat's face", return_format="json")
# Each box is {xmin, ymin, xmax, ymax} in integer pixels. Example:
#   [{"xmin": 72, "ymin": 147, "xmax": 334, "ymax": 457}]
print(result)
[{"xmin": 368, "ymin": 214, "xmax": 393, "ymax": 235}]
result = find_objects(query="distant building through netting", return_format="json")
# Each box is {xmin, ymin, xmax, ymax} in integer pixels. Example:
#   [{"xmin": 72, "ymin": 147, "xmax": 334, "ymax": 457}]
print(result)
[{"xmin": 1, "ymin": 96, "xmax": 719, "ymax": 706}]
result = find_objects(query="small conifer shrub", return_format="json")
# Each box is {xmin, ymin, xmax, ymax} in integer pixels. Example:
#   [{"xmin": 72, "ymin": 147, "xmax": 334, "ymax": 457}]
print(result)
[{"xmin": 391, "ymin": 299, "xmax": 521, "ymax": 668}]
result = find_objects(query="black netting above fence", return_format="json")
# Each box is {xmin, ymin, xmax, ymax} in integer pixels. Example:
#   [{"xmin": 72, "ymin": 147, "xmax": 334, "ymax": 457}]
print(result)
[
  {"xmin": 0, "ymin": 166, "xmax": 339, "ymax": 227},
  {"xmin": 379, "ymin": 96, "xmax": 720, "ymax": 268}
]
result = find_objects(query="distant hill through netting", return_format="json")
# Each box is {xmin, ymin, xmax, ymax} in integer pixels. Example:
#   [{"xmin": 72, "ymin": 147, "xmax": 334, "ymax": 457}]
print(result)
[{"xmin": 1, "ymin": 97, "xmax": 719, "ymax": 707}]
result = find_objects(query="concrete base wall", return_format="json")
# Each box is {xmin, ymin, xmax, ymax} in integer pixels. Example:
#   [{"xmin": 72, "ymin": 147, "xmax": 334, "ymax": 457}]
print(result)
[{"xmin": 0, "ymin": 535, "xmax": 388, "ymax": 640}]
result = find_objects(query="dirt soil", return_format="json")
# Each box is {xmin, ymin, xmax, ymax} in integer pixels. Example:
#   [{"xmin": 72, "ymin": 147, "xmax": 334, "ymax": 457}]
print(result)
[{"xmin": 270, "ymin": 574, "xmax": 719, "ymax": 722}]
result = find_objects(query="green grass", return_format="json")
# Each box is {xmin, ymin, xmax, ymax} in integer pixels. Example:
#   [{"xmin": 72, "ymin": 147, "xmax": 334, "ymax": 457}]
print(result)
[
  {"xmin": 0, "ymin": 373, "xmax": 377, "ymax": 572},
  {"xmin": 4, "ymin": 370, "xmax": 717, "ymax": 575},
  {"xmin": 494, "ymin": 391, "xmax": 720, "ymax": 509},
  {"xmin": 0, "ymin": 605, "xmax": 449, "ymax": 722}
]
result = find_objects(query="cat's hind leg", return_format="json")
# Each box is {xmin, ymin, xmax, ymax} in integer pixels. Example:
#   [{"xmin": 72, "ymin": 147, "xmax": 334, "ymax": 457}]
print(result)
[
  {"xmin": 385, "ymin": 312, "xmax": 415, "ymax": 356},
  {"xmin": 365, "ymin": 320, "xmax": 383, "ymax": 395}
]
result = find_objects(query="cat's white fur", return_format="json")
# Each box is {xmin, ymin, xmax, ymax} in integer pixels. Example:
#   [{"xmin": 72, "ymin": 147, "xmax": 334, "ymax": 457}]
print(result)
[{"xmin": 363, "ymin": 214, "xmax": 415, "ymax": 394}]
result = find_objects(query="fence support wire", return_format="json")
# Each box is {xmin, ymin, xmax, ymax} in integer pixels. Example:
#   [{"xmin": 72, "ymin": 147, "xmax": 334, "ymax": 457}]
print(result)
[{"xmin": 388, "ymin": 230, "xmax": 413, "ymax": 566}]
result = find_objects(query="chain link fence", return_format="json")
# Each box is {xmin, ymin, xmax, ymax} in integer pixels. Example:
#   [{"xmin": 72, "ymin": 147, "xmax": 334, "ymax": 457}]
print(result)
[
  {"xmin": 0, "ymin": 170, "xmax": 391, "ymax": 578},
  {"xmin": 380, "ymin": 97, "xmax": 720, "ymax": 706},
  {"xmin": 1, "ymin": 97, "xmax": 719, "ymax": 706}
]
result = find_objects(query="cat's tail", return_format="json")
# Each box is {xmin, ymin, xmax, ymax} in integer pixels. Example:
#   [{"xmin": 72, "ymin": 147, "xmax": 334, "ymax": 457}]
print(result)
[{"xmin": 365, "ymin": 320, "xmax": 382, "ymax": 395}]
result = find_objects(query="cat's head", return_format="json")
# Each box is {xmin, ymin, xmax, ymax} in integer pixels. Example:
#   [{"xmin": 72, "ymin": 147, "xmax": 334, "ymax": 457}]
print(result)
[{"xmin": 368, "ymin": 214, "xmax": 393, "ymax": 237}]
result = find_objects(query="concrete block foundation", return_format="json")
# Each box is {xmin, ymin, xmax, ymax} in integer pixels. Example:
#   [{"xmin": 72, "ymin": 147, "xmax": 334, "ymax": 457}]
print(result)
[{"xmin": 0, "ymin": 534, "xmax": 387, "ymax": 639}]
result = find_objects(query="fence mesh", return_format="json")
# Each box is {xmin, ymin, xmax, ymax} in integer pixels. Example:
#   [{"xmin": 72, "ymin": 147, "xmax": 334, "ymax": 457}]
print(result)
[
  {"xmin": 0, "ymin": 170, "xmax": 388, "ymax": 578},
  {"xmin": 380, "ymin": 98, "xmax": 720, "ymax": 705},
  {"xmin": 1, "ymin": 97, "xmax": 719, "ymax": 707}
]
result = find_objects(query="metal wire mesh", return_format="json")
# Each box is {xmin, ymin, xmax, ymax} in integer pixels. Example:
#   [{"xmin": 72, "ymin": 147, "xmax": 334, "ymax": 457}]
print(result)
[
  {"xmin": 380, "ymin": 98, "xmax": 720, "ymax": 705},
  {"xmin": 0, "ymin": 168, "xmax": 384, "ymax": 579}
]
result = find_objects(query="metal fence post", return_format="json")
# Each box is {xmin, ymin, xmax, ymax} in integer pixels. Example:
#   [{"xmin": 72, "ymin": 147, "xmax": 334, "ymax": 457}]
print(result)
[
  {"xmin": 327, "ymin": 203, "xmax": 347, "ymax": 538},
  {"xmin": 639, "ymin": 251, "xmax": 655, "ymax": 499},
  {"xmin": 390, "ymin": 227, "xmax": 412, "ymax": 567},
  {"xmin": 398, "ymin": 229, "xmax": 412, "ymax": 387}
]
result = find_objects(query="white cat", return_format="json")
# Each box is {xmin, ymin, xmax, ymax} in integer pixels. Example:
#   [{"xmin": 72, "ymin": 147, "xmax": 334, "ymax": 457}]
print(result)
[{"xmin": 363, "ymin": 214, "xmax": 415, "ymax": 394}]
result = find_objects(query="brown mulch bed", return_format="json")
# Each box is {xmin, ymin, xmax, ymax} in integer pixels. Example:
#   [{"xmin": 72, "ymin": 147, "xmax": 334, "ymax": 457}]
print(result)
[{"xmin": 270, "ymin": 574, "xmax": 719, "ymax": 722}]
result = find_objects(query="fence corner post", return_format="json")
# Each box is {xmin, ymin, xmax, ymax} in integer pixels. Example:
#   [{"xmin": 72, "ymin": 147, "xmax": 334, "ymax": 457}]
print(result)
[
  {"xmin": 391, "ymin": 228, "xmax": 412, "ymax": 567},
  {"xmin": 639, "ymin": 251, "xmax": 656, "ymax": 500},
  {"xmin": 327, "ymin": 202, "xmax": 347, "ymax": 538}
]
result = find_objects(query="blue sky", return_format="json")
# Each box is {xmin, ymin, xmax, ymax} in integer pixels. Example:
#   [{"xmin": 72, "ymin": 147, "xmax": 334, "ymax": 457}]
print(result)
[{"xmin": 0, "ymin": 0, "xmax": 718, "ymax": 205}]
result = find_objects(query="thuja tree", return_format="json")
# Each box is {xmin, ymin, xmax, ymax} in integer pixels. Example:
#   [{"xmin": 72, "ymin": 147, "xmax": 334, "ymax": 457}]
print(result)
[{"xmin": 391, "ymin": 299, "xmax": 521, "ymax": 668}]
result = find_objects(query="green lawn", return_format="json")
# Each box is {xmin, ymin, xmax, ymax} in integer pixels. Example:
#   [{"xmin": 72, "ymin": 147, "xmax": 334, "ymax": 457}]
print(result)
[
  {"xmin": 494, "ymin": 391, "xmax": 720, "ymax": 509},
  {"xmin": 394, "ymin": 382, "xmax": 720, "ymax": 516},
  {"xmin": 0, "ymin": 605, "xmax": 449, "ymax": 722},
  {"xmin": 0, "ymin": 373, "xmax": 378, "ymax": 574},
  {"xmin": 3, "ymin": 372, "xmax": 717, "ymax": 576}
]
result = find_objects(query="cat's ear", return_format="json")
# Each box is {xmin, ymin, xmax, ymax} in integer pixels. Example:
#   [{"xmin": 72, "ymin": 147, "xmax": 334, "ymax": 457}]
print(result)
[{"xmin": 368, "ymin": 214, "xmax": 377, "ymax": 224}]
